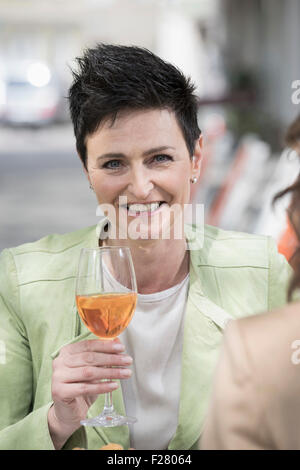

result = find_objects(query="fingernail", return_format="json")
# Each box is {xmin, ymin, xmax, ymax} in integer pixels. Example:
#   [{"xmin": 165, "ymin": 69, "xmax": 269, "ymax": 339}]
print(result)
[
  {"xmin": 108, "ymin": 382, "xmax": 119, "ymax": 390},
  {"xmin": 121, "ymin": 355, "xmax": 133, "ymax": 365},
  {"xmin": 120, "ymin": 369, "xmax": 132, "ymax": 377},
  {"xmin": 113, "ymin": 343, "xmax": 125, "ymax": 352}
]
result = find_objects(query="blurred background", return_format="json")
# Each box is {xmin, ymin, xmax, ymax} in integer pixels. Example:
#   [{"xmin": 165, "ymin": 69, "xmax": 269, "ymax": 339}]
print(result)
[{"xmin": 1, "ymin": 0, "xmax": 300, "ymax": 257}]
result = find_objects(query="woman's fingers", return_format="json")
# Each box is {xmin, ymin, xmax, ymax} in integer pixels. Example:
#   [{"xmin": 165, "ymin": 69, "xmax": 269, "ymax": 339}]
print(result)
[
  {"xmin": 63, "ymin": 338, "xmax": 125, "ymax": 355},
  {"xmin": 52, "ymin": 380, "xmax": 119, "ymax": 402},
  {"xmin": 54, "ymin": 365, "xmax": 132, "ymax": 384},
  {"xmin": 51, "ymin": 338, "xmax": 132, "ymax": 405},
  {"xmin": 64, "ymin": 351, "xmax": 133, "ymax": 368},
  {"xmin": 57, "ymin": 339, "xmax": 131, "ymax": 368}
]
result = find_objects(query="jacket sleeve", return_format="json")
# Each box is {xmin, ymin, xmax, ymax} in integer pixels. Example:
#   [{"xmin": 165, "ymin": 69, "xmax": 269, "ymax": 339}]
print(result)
[
  {"xmin": 199, "ymin": 320, "xmax": 268, "ymax": 450},
  {"xmin": 267, "ymin": 236, "xmax": 293, "ymax": 310},
  {"xmin": 0, "ymin": 249, "xmax": 55, "ymax": 449},
  {"xmin": 0, "ymin": 249, "xmax": 86, "ymax": 450}
]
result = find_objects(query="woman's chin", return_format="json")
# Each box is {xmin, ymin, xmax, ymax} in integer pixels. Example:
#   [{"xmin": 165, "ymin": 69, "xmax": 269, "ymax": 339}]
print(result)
[{"xmin": 122, "ymin": 220, "xmax": 183, "ymax": 243}]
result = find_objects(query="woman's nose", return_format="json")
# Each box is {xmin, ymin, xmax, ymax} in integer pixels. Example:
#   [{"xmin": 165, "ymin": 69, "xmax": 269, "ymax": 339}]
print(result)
[{"xmin": 127, "ymin": 168, "xmax": 154, "ymax": 200}]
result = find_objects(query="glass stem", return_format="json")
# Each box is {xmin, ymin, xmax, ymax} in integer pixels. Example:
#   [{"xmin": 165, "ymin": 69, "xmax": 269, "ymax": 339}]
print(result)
[
  {"xmin": 103, "ymin": 362, "xmax": 115, "ymax": 416},
  {"xmin": 103, "ymin": 390, "xmax": 114, "ymax": 415}
]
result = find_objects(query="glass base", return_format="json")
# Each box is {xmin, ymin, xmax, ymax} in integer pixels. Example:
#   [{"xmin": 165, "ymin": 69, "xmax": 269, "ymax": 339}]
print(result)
[{"xmin": 81, "ymin": 411, "xmax": 137, "ymax": 427}]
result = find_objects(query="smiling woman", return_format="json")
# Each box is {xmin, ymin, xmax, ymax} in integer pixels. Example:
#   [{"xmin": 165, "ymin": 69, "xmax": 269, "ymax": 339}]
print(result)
[
  {"xmin": 0, "ymin": 44, "xmax": 293, "ymax": 451},
  {"xmin": 85, "ymin": 108, "xmax": 202, "ymax": 264}
]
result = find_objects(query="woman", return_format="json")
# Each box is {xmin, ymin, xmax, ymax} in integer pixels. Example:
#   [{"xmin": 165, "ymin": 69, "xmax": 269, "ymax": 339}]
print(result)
[
  {"xmin": 200, "ymin": 115, "xmax": 300, "ymax": 450},
  {"xmin": 0, "ymin": 44, "xmax": 292, "ymax": 450}
]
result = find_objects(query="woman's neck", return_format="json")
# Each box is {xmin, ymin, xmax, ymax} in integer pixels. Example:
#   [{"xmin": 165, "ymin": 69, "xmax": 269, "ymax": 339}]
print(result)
[{"xmin": 103, "ymin": 236, "xmax": 190, "ymax": 294}]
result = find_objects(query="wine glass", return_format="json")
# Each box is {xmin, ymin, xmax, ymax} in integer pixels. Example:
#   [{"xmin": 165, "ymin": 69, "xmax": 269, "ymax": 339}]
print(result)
[{"xmin": 75, "ymin": 246, "xmax": 137, "ymax": 427}]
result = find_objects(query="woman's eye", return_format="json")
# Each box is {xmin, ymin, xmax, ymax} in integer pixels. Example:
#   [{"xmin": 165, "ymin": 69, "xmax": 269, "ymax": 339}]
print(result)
[
  {"xmin": 101, "ymin": 155, "xmax": 172, "ymax": 170},
  {"xmin": 152, "ymin": 154, "xmax": 173, "ymax": 163},
  {"xmin": 102, "ymin": 160, "xmax": 122, "ymax": 170}
]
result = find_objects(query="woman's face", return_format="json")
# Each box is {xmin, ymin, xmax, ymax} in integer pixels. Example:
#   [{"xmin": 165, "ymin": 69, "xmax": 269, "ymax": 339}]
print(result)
[{"xmin": 84, "ymin": 108, "xmax": 202, "ymax": 242}]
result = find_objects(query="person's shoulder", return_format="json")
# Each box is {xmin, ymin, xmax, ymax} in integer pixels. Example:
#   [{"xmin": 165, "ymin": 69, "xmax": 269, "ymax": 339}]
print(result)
[
  {"xmin": 203, "ymin": 223, "xmax": 267, "ymax": 242},
  {"xmin": 237, "ymin": 301, "xmax": 300, "ymax": 341},
  {"xmin": 189, "ymin": 223, "xmax": 270, "ymax": 268},
  {"xmin": 1, "ymin": 225, "xmax": 97, "ymax": 285},
  {"xmin": 8, "ymin": 225, "xmax": 97, "ymax": 256},
  {"xmin": 227, "ymin": 301, "xmax": 300, "ymax": 374}
]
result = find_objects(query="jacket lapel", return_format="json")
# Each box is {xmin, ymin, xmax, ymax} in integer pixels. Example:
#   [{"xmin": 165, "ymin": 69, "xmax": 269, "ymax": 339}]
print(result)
[{"xmin": 168, "ymin": 228, "xmax": 233, "ymax": 450}]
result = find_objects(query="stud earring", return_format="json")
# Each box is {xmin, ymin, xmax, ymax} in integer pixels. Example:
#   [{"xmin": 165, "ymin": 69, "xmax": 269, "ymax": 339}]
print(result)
[
  {"xmin": 89, "ymin": 183, "xmax": 94, "ymax": 191},
  {"xmin": 190, "ymin": 176, "xmax": 198, "ymax": 184}
]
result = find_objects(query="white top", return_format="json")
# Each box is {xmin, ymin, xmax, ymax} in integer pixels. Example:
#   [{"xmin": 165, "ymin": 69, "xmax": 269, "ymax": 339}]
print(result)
[{"xmin": 119, "ymin": 274, "xmax": 190, "ymax": 450}]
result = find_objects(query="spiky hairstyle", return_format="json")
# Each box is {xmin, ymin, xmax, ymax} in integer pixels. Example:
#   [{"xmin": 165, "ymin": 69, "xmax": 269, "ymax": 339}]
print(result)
[{"xmin": 68, "ymin": 44, "xmax": 201, "ymax": 168}]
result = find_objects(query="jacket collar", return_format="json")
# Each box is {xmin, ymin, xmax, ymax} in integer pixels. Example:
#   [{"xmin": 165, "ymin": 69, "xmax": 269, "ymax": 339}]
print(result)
[{"xmin": 51, "ymin": 219, "xmax": 233, "ymax": 449}]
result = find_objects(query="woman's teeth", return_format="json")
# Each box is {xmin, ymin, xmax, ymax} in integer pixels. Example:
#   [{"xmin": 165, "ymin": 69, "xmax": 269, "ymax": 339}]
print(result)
[{"xmin": 126, "ymin": 202, "xmax": 162, "ymax": 215}]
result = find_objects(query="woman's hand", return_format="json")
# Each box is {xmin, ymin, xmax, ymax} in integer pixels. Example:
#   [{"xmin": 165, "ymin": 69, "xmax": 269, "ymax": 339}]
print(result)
[{"xmin": 48, "ymin": 338, "xmax": 132, "ymax": 449}]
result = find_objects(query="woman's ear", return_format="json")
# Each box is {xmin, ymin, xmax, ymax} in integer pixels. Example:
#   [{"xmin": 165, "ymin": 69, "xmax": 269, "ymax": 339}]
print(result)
[{"xmin": 192, "ymin": 135, "xmax": 203, "ymax": 176}]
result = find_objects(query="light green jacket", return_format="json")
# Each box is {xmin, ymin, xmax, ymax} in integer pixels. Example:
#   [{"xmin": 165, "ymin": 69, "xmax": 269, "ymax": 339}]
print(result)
[{"xmin": 0, "ymin": 221, "xmax": 291, "ymax": 450}]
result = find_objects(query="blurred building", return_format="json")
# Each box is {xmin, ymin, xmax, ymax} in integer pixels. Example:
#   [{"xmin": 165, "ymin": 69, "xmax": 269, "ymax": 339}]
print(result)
[
  {"xmin": 222, "ymin": 0, "xmax": 300, "ymax": 134},
  {"xmin": 1, "ymin": 0, "xmax": 298, "ymax": 128},
  {"xmin": 0, "ymin": 0, "xmax": 223, "ymax": 102}
]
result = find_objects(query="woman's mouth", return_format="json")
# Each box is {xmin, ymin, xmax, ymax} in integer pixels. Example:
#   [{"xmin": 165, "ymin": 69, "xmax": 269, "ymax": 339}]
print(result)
[{"xmin": 120, "ymin": 201, "xmax": 167, "ymax": 217}]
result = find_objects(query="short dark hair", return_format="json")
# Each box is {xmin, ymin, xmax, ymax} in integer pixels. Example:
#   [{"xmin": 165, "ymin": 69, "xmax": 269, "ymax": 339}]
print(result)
[{"xmin": 68, "ymin": 44, "xmax": 201, "ymax": 169}]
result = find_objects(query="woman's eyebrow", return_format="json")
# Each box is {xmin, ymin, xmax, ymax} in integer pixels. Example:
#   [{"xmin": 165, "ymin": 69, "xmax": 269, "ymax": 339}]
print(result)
[
  {"xmin": 143, "ymin": 145, "xmax": 175, "ymax": 156},
  {"xmin": 96, "ymin": 146, "xmax": 175, "ymax": 162},
  {"xmin": 96, "ymin": 153, "xmax": 125, "ymax": 162}
]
